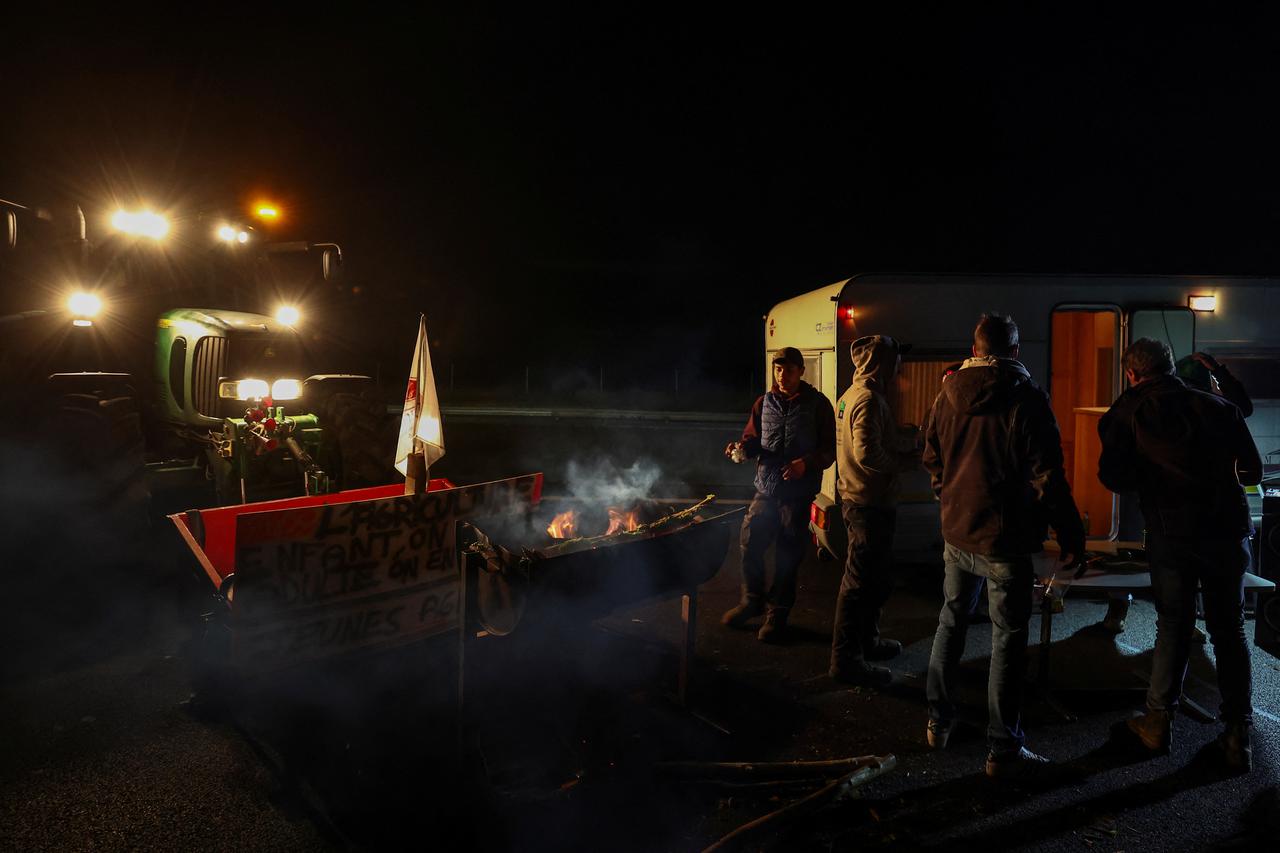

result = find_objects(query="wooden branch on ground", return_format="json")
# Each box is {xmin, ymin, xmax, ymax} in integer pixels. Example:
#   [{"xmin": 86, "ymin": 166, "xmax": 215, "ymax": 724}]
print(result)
[
  {"xmin": 701, "ymin": 755, "xmax": 898, "ymax": 853},
  {"xmin": 658, "ymin": 755, "xmax": 888, "ymax": 782}
]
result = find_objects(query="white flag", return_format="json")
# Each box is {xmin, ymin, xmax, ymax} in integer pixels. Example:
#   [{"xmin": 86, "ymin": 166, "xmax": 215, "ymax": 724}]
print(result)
[{"xmin": 394, "ymin": 314, "xmax": 445, "ymax": 476}]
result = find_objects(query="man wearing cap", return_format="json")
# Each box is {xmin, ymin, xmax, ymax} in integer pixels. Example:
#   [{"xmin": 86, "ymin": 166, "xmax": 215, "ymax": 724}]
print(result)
[
  {"xmin": 722, "ymin": 346, "xmax": 836, "ymax": 642},
  {"xmin": 828, "ymin": 335, "xmax": 922, "ymax": 686}
]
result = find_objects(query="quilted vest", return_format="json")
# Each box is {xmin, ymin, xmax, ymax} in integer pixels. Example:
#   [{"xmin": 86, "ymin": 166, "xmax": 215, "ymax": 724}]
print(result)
[{"xmin": 754, "ymin": 384, "xmax": 820, "ymax": 498}]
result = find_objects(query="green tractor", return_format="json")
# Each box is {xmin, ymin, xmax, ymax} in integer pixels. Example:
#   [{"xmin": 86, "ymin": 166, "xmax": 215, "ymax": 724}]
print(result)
[
  {"xmin": 1, "ymin": 195, "xmax": 395, "ymax": 536},
  {"xmin": 147, "ymin": 306, "xmax": 392, "ymax": 506}
]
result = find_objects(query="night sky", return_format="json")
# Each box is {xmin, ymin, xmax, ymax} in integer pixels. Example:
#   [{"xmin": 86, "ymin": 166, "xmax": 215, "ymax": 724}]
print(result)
[{"xmin": 5, "ymin": 10, "xmax": 1279, "ymax": 395}]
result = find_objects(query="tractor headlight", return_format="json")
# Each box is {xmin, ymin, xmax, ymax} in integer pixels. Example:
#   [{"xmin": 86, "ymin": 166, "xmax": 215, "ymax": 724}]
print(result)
[
  {"xmin": 217, "ymin": 378, "xmax": 302, "ymax": 401},
  {"xmin": 219, "ymin": 378, "xmax": 270, "ymax": 400},
  {"xmin": 67, "ymin": 291, "xmax": 103, "ymax": 320},
  {"xmin": 274, "ymin": 305, "xmax": 301, "ymax": 326},
  {"xmin": 110, "ymin": 209, "xmax": 169, "ymax": 240},
  {"xmin": 270, "ymin": 379, "xmax": 302, "ymax": 400}
]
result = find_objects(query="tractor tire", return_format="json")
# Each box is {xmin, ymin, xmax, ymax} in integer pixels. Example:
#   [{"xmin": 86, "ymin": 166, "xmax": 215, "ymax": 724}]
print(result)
[{"xmin": 320, "ymin": 391, "xmax": 398, "ymax": 490}]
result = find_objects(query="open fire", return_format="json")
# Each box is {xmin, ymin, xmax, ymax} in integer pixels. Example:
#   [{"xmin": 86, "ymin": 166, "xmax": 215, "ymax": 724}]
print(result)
[
  {"xmin": 546, "ymin": 506, "xmax": 644, "ymax": 539},
  {"xmin": 546, "ymin": 510, "xmax": 579, "ymax": 539}
]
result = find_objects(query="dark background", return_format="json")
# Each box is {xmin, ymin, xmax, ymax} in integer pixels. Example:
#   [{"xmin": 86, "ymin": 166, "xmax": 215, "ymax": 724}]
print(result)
[{"xmin": 4, "ymin": 9, "xmax": 1279, "ymax": 403}]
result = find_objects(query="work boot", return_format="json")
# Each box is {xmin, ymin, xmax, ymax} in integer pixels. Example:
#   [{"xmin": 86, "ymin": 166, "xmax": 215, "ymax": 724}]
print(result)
[
  {"xmin": 1114, "ymin": 708, "xmax": 1173, "ymax": 754},
  {"xmin": 720, "ymin": 596, "xmax": 764, "ymax": 628},
  {"xmin": 829, "ymin": 662, "xmax": 892, "ymax": 688},
  {"xmin": 1101, "ymin": 596, "xmax": 1131, "ymax": 634},
  {"xmin": 985, "ymin": 747, "xmax": 1053, "ymax": 781},
  {"xmin": 865, "ymin": 638, "xmax": 903, "ymax": 662},
  {"xmin": 926, "ymin": 719, "xmax": 956, "ymax": 750},
  {"xmin": 757, "ymin": 610, "xmax": 789, "ymax": 643},
  {"xmin": 1214, "ymin": 722, "xmax": 1252, "ymax": 774}
]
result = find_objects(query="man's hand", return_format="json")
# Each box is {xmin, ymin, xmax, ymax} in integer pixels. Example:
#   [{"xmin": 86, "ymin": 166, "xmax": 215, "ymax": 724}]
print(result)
[
  {"xmin": 781, "ymin": 458, "xmax": 807, "ymax": 480},
  {"xmin": 724, "ymin": 441, "xmax": 740, "ymax": 460},
  {"xmin": 1192, "ymin": 351, "xmax": 1221, "ymax": 372}
]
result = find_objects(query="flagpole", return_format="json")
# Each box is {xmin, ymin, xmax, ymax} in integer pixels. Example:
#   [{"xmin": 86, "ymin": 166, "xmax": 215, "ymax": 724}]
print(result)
[{"xmin": 406, "ymin": 439, "xmax": 427, "ymax": 495}]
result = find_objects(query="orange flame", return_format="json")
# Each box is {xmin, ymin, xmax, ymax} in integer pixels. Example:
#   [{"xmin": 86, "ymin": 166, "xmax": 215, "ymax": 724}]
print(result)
[
  {"xmin": 605, "ymin": 507, "xmax": 642, "ymax": 535},
  {"xmin": 546, "ymin": 510, "xmax": 579, "ymax": 539}
]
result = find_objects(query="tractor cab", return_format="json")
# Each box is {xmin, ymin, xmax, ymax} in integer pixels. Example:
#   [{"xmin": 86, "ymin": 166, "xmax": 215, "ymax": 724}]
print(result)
[{"xmin": 2, "ymin": 193, "xmax": 391, "ymax": 521}]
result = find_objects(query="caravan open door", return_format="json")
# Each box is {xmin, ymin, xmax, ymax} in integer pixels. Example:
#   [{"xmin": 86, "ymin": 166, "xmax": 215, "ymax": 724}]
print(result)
[{"xmin": 1050, "ymin": 305, "xmax": 1121, "ymax": 540}]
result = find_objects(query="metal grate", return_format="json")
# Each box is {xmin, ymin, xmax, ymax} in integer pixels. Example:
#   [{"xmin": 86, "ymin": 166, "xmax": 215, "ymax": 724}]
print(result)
[{"xmin": 192, "ymin": 336, "xmax": 227, "ymax": 416}]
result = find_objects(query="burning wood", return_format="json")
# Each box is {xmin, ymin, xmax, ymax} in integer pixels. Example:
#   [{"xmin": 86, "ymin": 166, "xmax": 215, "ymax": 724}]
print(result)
[
  {"xmin": 545, "ymin": 503, "xmax": 665, "ymax": 540},
  {"xmin": 546, "ymin": 510, "xmax": 579, "ymax": 539},
  {"xmin": 538, "ymin": 495, "xmax": 717, "ymax": 555},
  {"xmin": 605, "ymin": 507, "xmax": 642, "ymax": 535}
]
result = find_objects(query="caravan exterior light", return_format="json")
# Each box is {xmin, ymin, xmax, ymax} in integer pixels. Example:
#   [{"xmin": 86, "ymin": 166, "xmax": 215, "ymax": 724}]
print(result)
[{"xmin": 1188, "ymin": 295, "xmax": 1217, "ymax": 312}]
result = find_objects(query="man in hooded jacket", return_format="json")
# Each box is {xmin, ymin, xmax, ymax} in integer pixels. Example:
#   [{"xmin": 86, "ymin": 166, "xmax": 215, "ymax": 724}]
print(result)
[
  {"xmin": 1101, "ymin": 350, "xmax": 1255, "ymax": 637},
  {"xmin": 1100, "ymin": 338, "xmax": 1262, "ymax": 772},
  {"xmin": 722, "ymin": 346, "xmax": 836, "ymax": 642},
  {"xmin": 829, "ymin": 335, "xmax": 922, "ymax": 686},
  {"xmin": 922, "ymin": 313, "xmax": 1086, "ymax": 780}
]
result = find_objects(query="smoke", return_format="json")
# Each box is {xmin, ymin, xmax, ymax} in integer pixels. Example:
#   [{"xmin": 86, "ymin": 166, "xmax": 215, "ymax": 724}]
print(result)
[{"xmin": 562, "ymin": 457, "xmax": 666, "ymax": 506}]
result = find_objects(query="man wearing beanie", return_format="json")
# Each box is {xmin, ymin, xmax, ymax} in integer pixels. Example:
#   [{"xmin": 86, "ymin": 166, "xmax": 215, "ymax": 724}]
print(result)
[{"xmin": 722, "ymin": 346, "xmax": 836, "ymax": 643}]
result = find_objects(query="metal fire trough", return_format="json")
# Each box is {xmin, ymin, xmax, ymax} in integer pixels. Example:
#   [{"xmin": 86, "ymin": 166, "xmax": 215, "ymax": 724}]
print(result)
[{"xmin": 458, "ymin": 499, "xmax": 744, "ymax": 705}]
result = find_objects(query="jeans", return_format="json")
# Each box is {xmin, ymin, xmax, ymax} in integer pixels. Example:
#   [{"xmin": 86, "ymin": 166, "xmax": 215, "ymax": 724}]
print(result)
[
  {"xmin": 926, "ymin": 543, "xmax": 1034, "ymax": 755},
  {"xmin": 739, "ymin": 491, "xmax": 813, "ymax": 612},
  {"xmin": 830, "ymin": 505, "xmax": 896, "ymax": 672},
  {"xmin": 1145, "ymin": 533, "xmax": 1253, "ymax": 724}
]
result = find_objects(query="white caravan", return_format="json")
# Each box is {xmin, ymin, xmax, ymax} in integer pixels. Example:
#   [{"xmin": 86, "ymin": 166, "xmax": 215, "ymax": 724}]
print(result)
[{"xmin": 764, "ymin": 274, "xmax": 1280, "ymax": 563}]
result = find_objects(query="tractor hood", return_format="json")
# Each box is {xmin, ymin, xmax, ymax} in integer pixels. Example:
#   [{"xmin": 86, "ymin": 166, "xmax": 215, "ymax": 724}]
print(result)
[{"xmin": 158, "ymin": 308, "xmax": 296, "ymax": 336}]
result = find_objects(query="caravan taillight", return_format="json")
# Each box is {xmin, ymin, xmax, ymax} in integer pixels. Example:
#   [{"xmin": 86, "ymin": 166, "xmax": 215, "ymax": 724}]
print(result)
[
  {"xmin": 844, "ymin": 306, "xmax": 857, "ymax": 320},
  {"xmin": 810, "ymin": 502, "xmax": 830, "ymax": 530}
]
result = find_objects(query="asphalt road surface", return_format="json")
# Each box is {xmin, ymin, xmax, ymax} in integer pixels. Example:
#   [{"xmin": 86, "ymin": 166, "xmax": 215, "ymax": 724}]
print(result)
[{"xmin": 2, "ymin": 410, "xmax": 1277, "ymax": 851}]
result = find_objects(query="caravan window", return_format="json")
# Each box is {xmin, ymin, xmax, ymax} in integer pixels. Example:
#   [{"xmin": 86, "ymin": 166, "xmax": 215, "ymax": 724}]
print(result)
[
  {"xmin": 1129, "ymin": 308, "xmax": 1196, "ymax": 368},
  {"xmin": 893, "ymin": 358, "xmax": 966, "ymax": 427},
  {"xmin": 802, "ymin": 352, "xmax": 822, "ymax": 393}
]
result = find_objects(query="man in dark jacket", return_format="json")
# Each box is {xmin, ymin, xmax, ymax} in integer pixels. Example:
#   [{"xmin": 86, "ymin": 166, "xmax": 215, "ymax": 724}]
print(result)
[
  {"xmin": 722, "ymin": 346, "xmax": 836, "ymax": 643},
  {"xmin": 1098, "ymin": 350, "xmax": 1258, "ymax": 639},
  {"xmin": 922, "ymin": 314, "xmax": 1086, "ymax": 780},
  {"xmin": 1100, "ymin": 338, "xmax": 1262, "ymax": 772}
]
